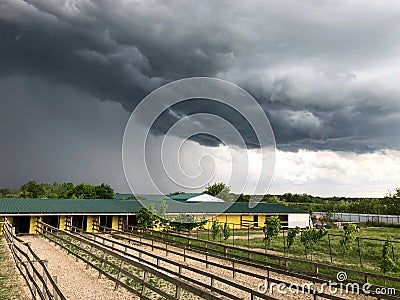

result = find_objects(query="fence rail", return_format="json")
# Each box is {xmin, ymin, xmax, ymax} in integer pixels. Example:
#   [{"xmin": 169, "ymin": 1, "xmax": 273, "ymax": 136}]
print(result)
[
  {"xmin": 313, "ymin": 212, "xmax": 400, "ymax": 224},
  {"xmin": 1, "ymin": 219, "xmax": 66, "ymax": 300},
  {"xmin": 37, "ymin": 221, "xmax": 252, "ymax": 300},
  {"xmin": 114, "ymin": 225, "xmax": 400, "ymax": 299}
]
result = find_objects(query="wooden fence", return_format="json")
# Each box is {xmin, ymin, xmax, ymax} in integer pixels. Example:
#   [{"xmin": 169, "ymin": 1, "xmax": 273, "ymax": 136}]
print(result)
[
  {"xmin": 115, "ymin": 225, "xmax": 400, "ymax": 299},
  {"xmin": 1, "ymin": 219, "xmax": 65, "ymax": 300},
  {"xmin": 37, "ymin": 221, "xmax": 258, "ymax": 300}
]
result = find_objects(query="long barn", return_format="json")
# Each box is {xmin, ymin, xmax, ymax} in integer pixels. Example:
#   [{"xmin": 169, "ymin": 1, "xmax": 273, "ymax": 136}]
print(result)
[{"xmin": 0, "ymin": 196, "xmax": 311, "ymax": 234}]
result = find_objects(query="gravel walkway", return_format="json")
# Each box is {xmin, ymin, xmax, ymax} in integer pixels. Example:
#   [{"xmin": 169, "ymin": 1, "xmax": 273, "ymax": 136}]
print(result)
[{"xmin": 22, "ymin": 236, "xmax": 136, "ymax": 300}]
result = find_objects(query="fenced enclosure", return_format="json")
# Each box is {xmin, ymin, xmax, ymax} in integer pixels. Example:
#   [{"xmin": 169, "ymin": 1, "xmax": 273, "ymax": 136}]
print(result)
[
  {"xmin": 114, "ymin": 224, "xmax": 400, "ymax": 299},
  {"xmin": 37, "ymin": 221, "xmax": 264, "ymax": 300},
  {"xmin": 313, "ymin": 212, "xmax": 400, "ymax": 224},
  {"xmin": 1, "ymin": 219, "xmax": 65, "ymax": 300}
]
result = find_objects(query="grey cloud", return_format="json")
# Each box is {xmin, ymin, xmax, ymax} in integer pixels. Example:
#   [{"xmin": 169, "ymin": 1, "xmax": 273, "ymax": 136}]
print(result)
[{"xmin": 1, "ymin": 0, "xmax": 400, "ymax": 153}]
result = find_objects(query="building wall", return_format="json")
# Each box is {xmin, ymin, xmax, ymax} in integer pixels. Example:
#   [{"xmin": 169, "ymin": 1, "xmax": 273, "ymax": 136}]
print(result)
[
  {"xmin": 59, "ymin": 216, "xmax": 67, "ymax": 230},
  {"xmin": 87, "ymin": 216, "xmax": 94, "ymax": 233},
  {"xmin": 226, "ymin": 215, "xmax": 241, "ymax": 229},
  {"xmin": 29, "ymin": 216, "xmax": 42, "ymax": 234},
  {"xmin": 112, "ymin": 216, "xmax": 119, "ymax": 231},
  {"xmin": 288, "ymin": 213, "xmax": 310, "ymax": 228}
]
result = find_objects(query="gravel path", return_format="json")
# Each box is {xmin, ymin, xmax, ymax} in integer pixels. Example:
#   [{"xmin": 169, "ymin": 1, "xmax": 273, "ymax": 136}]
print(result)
[{"xmin": 22, "ymin": 236, "xmax": 136, "ymax": 300}]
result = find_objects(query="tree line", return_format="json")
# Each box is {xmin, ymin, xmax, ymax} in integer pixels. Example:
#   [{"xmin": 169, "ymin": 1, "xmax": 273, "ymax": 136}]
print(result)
[{"xmin": 0, "ymin": 181, "xmax": 114, "ymax": 199}]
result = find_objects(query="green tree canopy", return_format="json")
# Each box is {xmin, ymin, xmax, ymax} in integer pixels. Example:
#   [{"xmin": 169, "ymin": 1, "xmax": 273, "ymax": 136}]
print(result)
[{"xmin": 204, "ymin": 182, "xmax": 231, "ymax": 201}]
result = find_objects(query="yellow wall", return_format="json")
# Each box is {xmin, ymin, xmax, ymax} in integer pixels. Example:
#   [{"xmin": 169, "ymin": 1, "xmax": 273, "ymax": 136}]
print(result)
[
  {"xmin": 112, "ymin": 216, "xmax": 119, "ymax": 231},
  {"xmin": 59, "ymin": 216, "xmax": 67, "ymax": 230},
  {"xmin": 0, "ymin": 217, "xmax": 3, "ymax": 235},
  {"xmin": 86, "ymin": 216, "xmax": 93, "ymax": 232},
  {"xmin": 29, "ymin": 216, "xmax": 42, "ymax": 234},
  {"xmin": 87, "ymin": 216, "xmax": 100, "ymax": 233},
  {"xmin": 226, "ymin": 215, "xmax": 241, "ymax": 229},
  {"xmin": 258, "ymin": 215, "xmax": 266, "ymax": 226}
]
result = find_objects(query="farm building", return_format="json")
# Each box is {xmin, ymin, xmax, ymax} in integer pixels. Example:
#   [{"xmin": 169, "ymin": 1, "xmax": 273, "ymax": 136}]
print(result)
[{"xmin": 0, "ymin": 195, "xmax": 311, "ymax": 235}]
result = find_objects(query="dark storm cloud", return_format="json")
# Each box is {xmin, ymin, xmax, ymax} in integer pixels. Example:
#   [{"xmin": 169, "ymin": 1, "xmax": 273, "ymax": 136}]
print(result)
[{"xmin": 1, "ymin": 0, "xmax": 400, "ymax": 152}]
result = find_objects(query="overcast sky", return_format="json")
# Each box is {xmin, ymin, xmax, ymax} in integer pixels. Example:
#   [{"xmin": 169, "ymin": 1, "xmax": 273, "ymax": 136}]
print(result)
[{"xmin": 1, "ymin": 0, "xmax": 400, "ymax": 197}]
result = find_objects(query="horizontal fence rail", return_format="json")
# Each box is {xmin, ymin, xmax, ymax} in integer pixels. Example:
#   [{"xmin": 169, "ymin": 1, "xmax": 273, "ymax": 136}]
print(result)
[
  {"xmin": 114, "ymin": 225, "xmax": 400, "ymax": 300},
  {"xmin": 37, "ymin": 221, "xmax": 250, "ymax": 300},
  {"xmin": 313, "ymin": 212, "xmax": 400, "ymax": 224},
  {"xmin": 78, "ymin": 226, "xmax": 351, "ymax": 300},
  {"xmin": 2, "ymin": 219, "xmax": 66, "ymax": 300}
]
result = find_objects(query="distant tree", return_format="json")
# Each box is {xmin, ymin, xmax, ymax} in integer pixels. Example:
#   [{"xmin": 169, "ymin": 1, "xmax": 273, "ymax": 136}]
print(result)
[
  {"xmin": 94, "ymin": 183, "xmax": 114, "ymax": 199},
  {"xmin": 21, "ymin": 181, "xmax": 45, "ymax": 198},
  {"xmin": 169, "ymin": 191, "xmax": 184, "ymax": 196},
  {"xmin": 204, "ymin": 182, "xmax": 231, "ymax": 201},
  {"xmin": 236, "ymin": 194, "xmax": 251, "ymax": 202},
  {"xmin": 67, "ymin": 183, "xmax": 96, "ymax": 199},
  {"xmin": 0, "ymin": 188, "xmax": 11, "ymax": 197}
]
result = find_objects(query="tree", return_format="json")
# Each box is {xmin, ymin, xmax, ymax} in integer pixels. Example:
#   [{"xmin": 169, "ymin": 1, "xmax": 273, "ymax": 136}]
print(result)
[
  {"xmin": 136, "ymin": 205, "xmax": 158, "ymax": 229},
  {"xmin": 157, "ymin": 201, "xmax": 170, "ymax": 230},
  {"xmin": 211, "ymin": 219, "xmax": 222, "ymax": 240},
  {"xmin": 94, "ymin": 183, "xmax": 114, "ymax": 199},
  {"xmin": 222, "ymin": 221, "xmax": 231, "ymax": 240},
  {"xmin": 286, "ymin": 227, "xmax": 301, "ymax": 256},
  {"xmin": 204, "ymin": 182, "xmax": 231, "ymax": 201},
  {"xmin": 380, "ymin": 239, "xmax": 397, "ymax": 274},
  {"xmin": 300, "ymin": 227, "xmax": 328, "ymax": 259},
  {"xmin": 21, "ymin": 181, "xmax": 45, "ymax": 198},
  {"xmin": 263, "ymin": 216, "xmax": 282, "ymax": 249},
  {"xmin": 169, "ymin": 191, "xmax": 184, "ymax": 195},
  {"xmin": 170, "ymin": 213, "xmax": 207, "ymax": 232},
  {"xmin": 339, "ymin": 224, "xmax": 357, "ymax": 257},
  {"xmin": 236, "ymin": 194, "xmax": 251, "ymax": 202}
]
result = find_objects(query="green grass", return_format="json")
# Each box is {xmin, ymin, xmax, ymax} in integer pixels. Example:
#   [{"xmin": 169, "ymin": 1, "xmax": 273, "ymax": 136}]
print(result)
[
  {"xmin": 189, "ymin": 226, "xmax": 400, "ymax": 277},
  {"xmin": 0, "ymin": 238, "xmax": 23, "ymax": 300}
]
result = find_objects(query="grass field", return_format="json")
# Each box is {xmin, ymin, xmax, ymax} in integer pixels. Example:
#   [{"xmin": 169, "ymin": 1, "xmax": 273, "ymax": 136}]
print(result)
[
  {"xmin": 192, "ymin": 225, "xmax": 400, "ymax": 276},
  {"xmin": 0, "ymin": 238, "xmax": 24, "ymax": 300}
]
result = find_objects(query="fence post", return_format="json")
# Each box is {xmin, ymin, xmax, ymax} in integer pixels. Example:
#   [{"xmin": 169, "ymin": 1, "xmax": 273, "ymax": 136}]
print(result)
[
  {"xmin": 32, "ymin": 260, "xmax": 37, "ymax": 297},
  {"xmin": 42, "ymin": 260, "xmax": 48, "ymax": 298},
  {"xmin": 328, "ymin": 234, "xmax": 333, "ymax": 263},
  {"xmin": 53, "ymin": 276, "xmax": 58, "ymax": 300},
  {"xmin": 248, "ymin": 226, "xmax": 250, "ymax": 248},
  {"xmin": 141, "ymin": 270, "xmax": 148, "ymax": 296},
  {"xmin": 232, "ymin": 258, "xmax": 235, "ymax": 278},
  {"xmin": 175, "ymin": 266, "xmax": 182, "ymax": 299},
  {"xmin": 98, "ymin": 252, "xmax": 107, "ymax": 279},
  {"xmin": 232, "ymin": 224, "xmax": 235, "ymax": 247},
  {"xmin": 114, "ymin": 261, "xmax": 125, "ymax": 291}
]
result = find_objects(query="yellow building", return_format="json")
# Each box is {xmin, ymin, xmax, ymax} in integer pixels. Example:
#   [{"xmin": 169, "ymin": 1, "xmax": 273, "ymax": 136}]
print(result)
[{"xmin": 0, "ymin": 196, "xmax": 310, "ymax": 235}]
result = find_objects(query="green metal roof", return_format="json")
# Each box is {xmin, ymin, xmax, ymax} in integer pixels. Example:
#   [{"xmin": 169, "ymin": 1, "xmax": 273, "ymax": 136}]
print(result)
[{"xmin": 0, "ymin": 198, "xmax": 307, "ymax": 215}]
